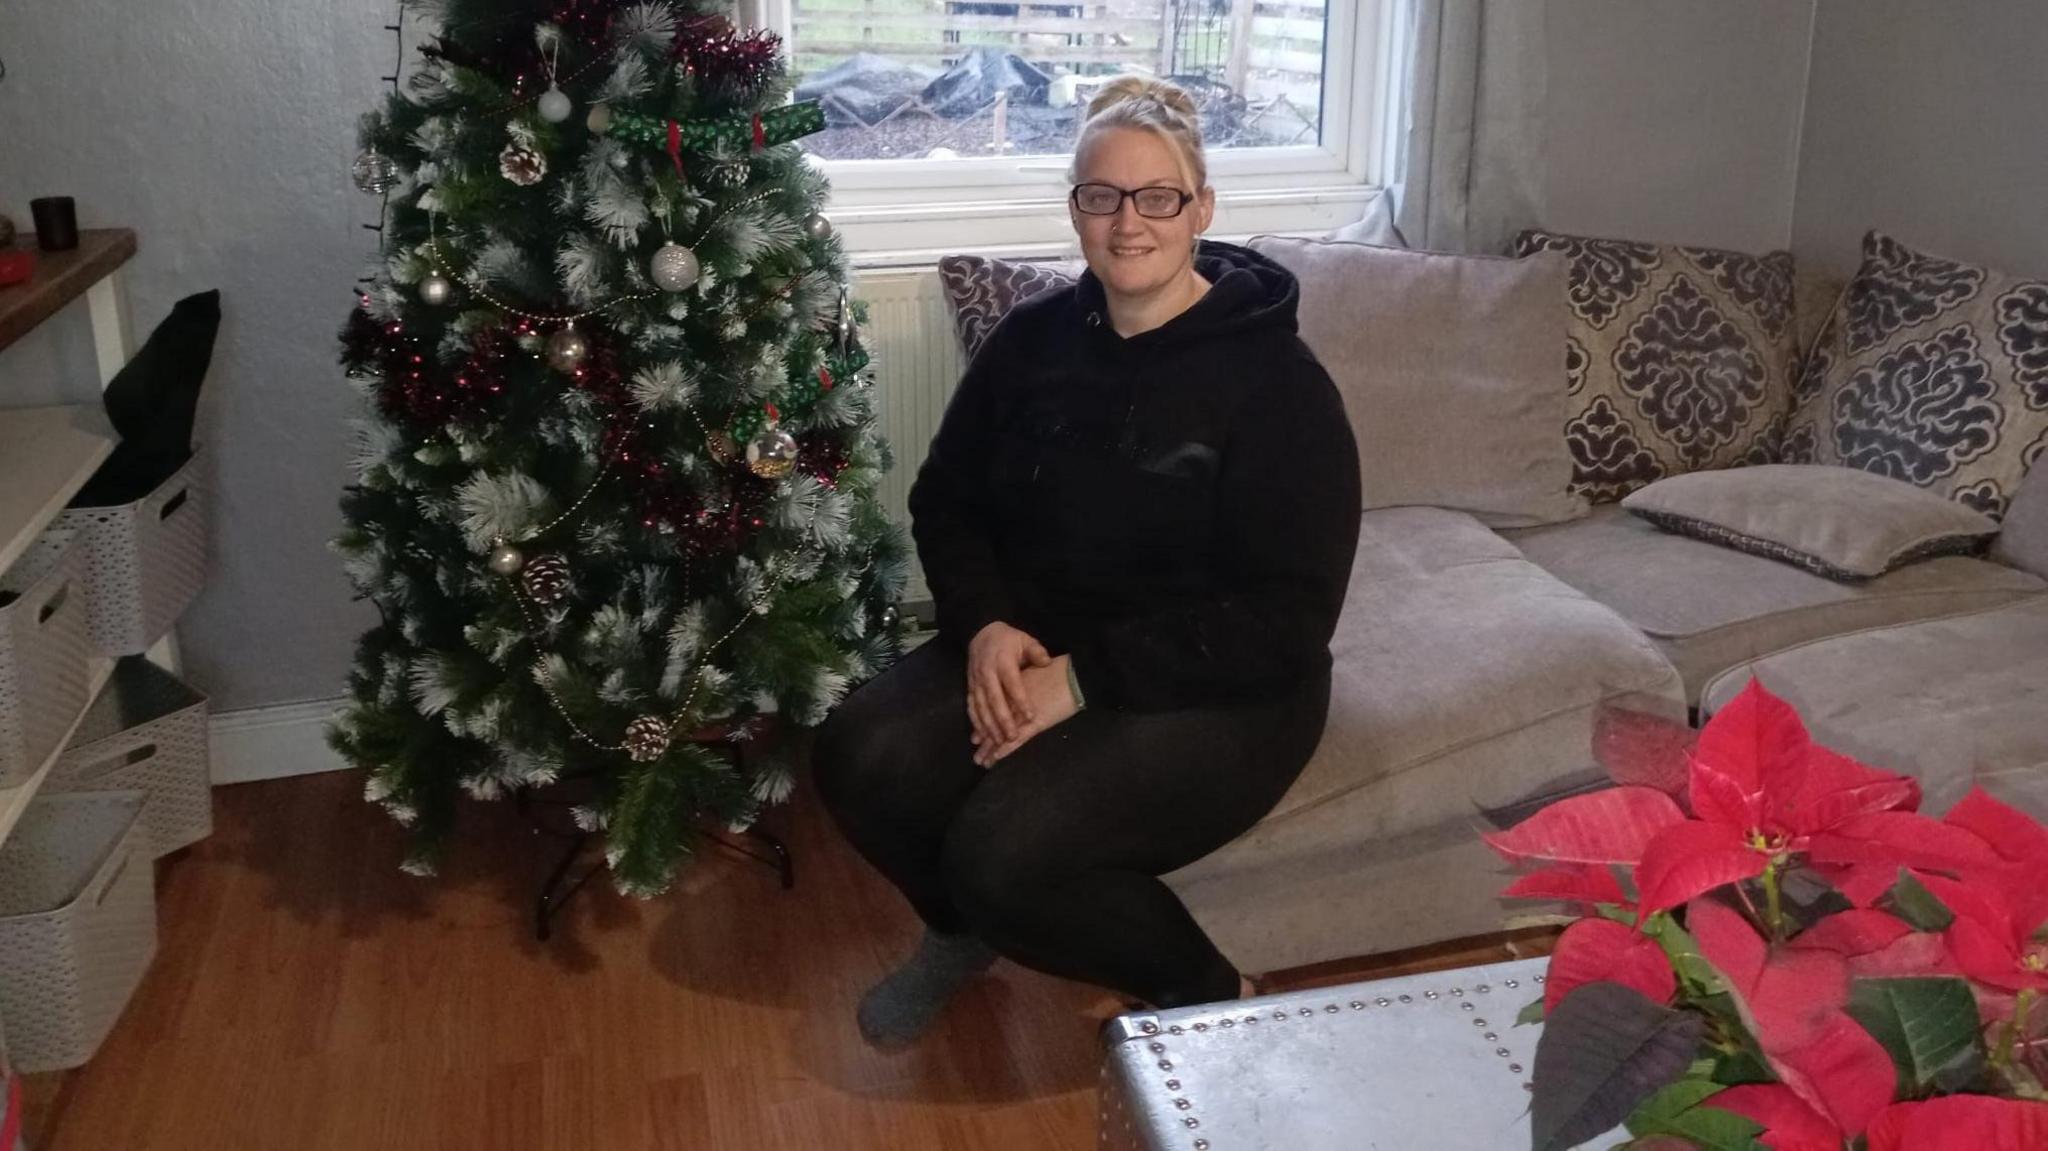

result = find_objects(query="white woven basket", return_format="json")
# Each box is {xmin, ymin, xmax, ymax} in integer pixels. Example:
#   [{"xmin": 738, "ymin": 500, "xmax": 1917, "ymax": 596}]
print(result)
[
  {"xmin": 0, "ymin": 791, "xmax": 156, "ymax": 1072},
  {"xmin": 48, "ymin": 452, "xmax": 208, "ymax": 657},
  {"xmin": 52, "ymin": 657, "xmax": 212, "ymax": 858},
  {"xmin": 0, "ymin": 535, "xmax": 94, "ymax": 786}
]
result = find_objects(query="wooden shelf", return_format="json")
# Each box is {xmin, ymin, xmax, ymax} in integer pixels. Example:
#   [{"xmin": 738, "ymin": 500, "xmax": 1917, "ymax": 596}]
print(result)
[
  {"xmin": 0, "ymin": 230, "xmax": 137, "ymax": 356},
  {"xmin": 0, "ymin": 656, "xmax": 114, "ymax": 849},
  {"xmin": 0, "ymin": 406, "xmax": 115, "ymax": 579}
]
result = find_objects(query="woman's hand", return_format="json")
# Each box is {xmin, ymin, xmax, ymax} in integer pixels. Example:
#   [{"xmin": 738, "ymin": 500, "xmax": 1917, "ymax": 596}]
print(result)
[
  {"xmin": 967, "ymin": 621, "xmax": 1051, "ymax": 750},
  {"xmin": 976, "ymin": 654, "xmax": 1081, "ymax": 767}
]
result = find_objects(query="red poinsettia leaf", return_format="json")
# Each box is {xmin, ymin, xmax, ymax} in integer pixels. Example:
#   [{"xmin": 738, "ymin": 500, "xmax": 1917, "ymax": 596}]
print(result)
[
  {"xmin": 1788, "ymin": 909, "xmax": 1914, "ymax": 957},
  {"xmin": 1709, "ymin": 1083, "xmax": 1843, "ymax": 1147},
  {"xmin": 1770, "ymin": 1012, "xmax": 1896, "ymax": 1139},
  {"xmin": 1916, "ymin": 874, "xmax": 2016, "ymax": 941},
  {"xmin": 1503, "ymin": 865, "xmax": 1629, "ymax": 907},
  {"xmin": 1591, "ymin": 699, "xmax": 1696, "ymax": 799},
  {"xmin": 1943, "ymin": 915, "xmax": 2040, "ymax": 993},
  {"xmin": 1752, "ymin": 949, "xmax": 1853, "ymax": 1050},
  {"xmin": 1943, "ymin": 787, "xmax": 2048, "ymax": 866},
  {"xmin": 1482, "ymin": 786, "xmax": 1686, "ymax": 865},
  {"xmin": 1847, "ymin": 932, "xmax": 1960, "ymax": 980},
  {"xmin": 1690, "ymin": 898, "xmax": 1769, "ymax": 998},
  {"xmin": 1636, "ymin": 822, "xmax": 1768, "ymax": 917},
  {"xmin": 1811, "ymin": 861, "xmax": 1900, "ymax": 908},
  {"xmin": 1688, "ymin": 753, "xmax": 1760, "ymax": 836},
  {"xmin": 1865, "ymin": 1096, "xmax": 2048, "ymax": 1151},
  {"xmin": 1806, "ymin": 812, "xmax": 2005, "ymax": 873},
  {"xmin": 1693, "ymin": 678, "xmax": 1810, "ymax": 807},
  {"xmin": 1544, "ymin": 917, "xmax": 1676, "ymax": 1012},
  {"xmin": 1773, "ymin": 747, "xmax": 1921, "ymax": 837}
]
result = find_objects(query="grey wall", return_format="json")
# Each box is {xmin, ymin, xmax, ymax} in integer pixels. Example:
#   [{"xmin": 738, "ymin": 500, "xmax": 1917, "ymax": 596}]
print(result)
[
  {"xmin": 0, "ymin": 0, "xmax": 393, "ymax": 711},
  {"xmin": 1793, "ymin": 0, "xmax": 2048, "ymax": 279},
  {"xmin": 1543, "ymin": 0, "xmax": 1816, "ymax": 254}
]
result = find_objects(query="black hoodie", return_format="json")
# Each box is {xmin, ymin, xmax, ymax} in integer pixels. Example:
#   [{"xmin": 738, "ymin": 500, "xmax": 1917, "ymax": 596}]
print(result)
[{"xmin": 908, "ymin": 240, "xmax": 1363, "ymax": 711}]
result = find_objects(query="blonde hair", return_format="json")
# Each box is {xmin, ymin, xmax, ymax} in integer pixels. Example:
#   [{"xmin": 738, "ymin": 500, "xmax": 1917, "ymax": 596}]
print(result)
[{"xmin": 1071, "ymin": 75, "xmax": 1208, "ymax": 190}]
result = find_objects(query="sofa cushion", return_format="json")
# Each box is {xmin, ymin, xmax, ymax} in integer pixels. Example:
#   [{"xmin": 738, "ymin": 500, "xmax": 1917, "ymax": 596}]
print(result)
[
  {"xmin": 1622, "ymin": 465, "xmax": 2000, "ymax": 581},
  {"xmin": 1166, "ymin": 507, "xmax": 1686, "ymax": 967},
  {"xmin": 1513, "ymin": 229, "xmax": 1799, "ymax": 501},
  {"xmin": 1248, "ymin": 236, "xmax": 1585, "ymax": 527},
  {"xmin": 1504, "ymin": 503, "xmax": 2046, "ymax": 702},
  {"xmin": 1700, "ymin": 599, "xmax": 2048, "ymax": 818},
  {"xmin": 1784, "ymin": 230, "xmax": 2048, "ymax": 520},
  {"xmin": 935, "ymin": 255, "xmax": 1084, "ymax": 361},
  {"xmin": 1994, "ymin": 455, "xmax": 2048, "ymax": 578}
]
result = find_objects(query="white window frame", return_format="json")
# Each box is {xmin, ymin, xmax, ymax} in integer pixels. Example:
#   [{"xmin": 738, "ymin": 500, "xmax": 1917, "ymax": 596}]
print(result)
[{"xmin": 740, "ymin": 0, "xmax": 1404, "ymax": 265}]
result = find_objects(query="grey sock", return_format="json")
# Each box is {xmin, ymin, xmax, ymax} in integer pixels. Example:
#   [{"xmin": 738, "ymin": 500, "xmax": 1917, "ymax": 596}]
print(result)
[{"xmin": 856, "ymin": 929, "xmax": 999, "ymax": 1049}]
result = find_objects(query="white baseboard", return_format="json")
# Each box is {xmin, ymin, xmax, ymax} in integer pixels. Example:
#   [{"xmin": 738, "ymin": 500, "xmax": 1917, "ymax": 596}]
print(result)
[{"xmin": 209, "ymin": 697, "xmax": 351, "ymax": 784}]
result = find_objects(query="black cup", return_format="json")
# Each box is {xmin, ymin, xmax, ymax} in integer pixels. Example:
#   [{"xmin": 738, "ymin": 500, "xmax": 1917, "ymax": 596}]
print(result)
[{"xmin": 30, "ymin": 197, "xmax": 79, "ymax": 252}]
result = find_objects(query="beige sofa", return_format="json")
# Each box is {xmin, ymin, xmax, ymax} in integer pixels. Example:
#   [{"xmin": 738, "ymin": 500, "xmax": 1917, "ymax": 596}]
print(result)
[{"xmin": 933, "ymin": 236, "xmax": 2048, "ymax": 977}]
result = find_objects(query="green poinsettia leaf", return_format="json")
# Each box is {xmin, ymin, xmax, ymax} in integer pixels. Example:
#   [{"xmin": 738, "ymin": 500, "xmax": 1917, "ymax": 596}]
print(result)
[
  {"xmin": 1880, "ymin": 870, "xmax": 1957, "ymax": 932},
  {"xmin": 1517, "ymin": 996, "xmax": 1547, "ymax": 1027},
  {"xmin": 1532, "ymin": 983, "xmax": 1707, "ymax": 1151},
  {"xmin": 1625, "ymin": 1077, "xmax": 1768, "ymax": 1151},
  {"xmin": 1845, "ymin": 977, "xmax": 1984, "ymax": 1097},
  {"xmin": 1642, "ymin": 913, "xmax": 1729, "ymax": 999}
]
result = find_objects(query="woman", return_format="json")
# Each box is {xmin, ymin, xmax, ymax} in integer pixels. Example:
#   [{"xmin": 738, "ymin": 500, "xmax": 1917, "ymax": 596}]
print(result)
[{"xmin": 812, "ymin": 76, "xmax": 1362, "ymax": 1047}]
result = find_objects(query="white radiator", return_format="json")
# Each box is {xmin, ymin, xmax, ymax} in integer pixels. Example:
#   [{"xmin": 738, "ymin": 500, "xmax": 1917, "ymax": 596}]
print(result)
[{"xmin": 854, "ymin": 268, "xmax": 967, "ymax": 605}]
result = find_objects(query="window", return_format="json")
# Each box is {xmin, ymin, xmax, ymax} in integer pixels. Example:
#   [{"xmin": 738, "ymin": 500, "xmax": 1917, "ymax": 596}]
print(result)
[{"xmin": 742, "ymin": 0, "xmax": 1401, "ymax": 261}]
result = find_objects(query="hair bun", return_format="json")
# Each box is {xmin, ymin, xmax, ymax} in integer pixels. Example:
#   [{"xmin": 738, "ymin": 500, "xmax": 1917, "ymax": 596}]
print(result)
[{"xmin": 1086, "ymin": 76, "xmax": 1198, "ymax": 123}]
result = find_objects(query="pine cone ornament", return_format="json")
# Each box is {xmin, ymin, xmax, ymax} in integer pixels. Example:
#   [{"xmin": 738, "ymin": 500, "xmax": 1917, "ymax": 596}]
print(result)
[
  {"xmin": 521, "ymin": 555, "xmax": 571, "ymax": 605},
  {"xmin": 623, "ymin": 716, "xmax": 672, "ymax": 763},
  {"xmin": 499, "ymin": 142, "xmax": 548, "ymax": 186}
]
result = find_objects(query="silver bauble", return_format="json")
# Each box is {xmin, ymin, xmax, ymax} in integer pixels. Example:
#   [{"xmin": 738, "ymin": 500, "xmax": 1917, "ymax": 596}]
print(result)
[
  {"xmin": 881, "ymin": 604, "xmax": 901, "ymax": 629},
  {"xmin": 803, "ymin": 212, "xmax": 834, "ymax": 241},
  {"xmin": 586, "ymin": 103, "xmax": 613, "ymax": 133},
  {"xmin": 418, "ymin": 273, "xmax": 454, "ymax": 306},
  {"xmin": 545, "ymin": 326, "xmax": 589, "ymax": 372},
  {"xmin": 488, "ymin": 541, "xmax": 526, "ymax": 575},
  {"xmin": 746, "ymin": 425, "xmax": 800, "ymax": 479},
  {"xmin": 650, "ymin": 243, "xmax": 702, "ymax": 293},
  {"xmin": 352, "ymin": 149, "xmax": 400, "ymax": 194},
  {"xmin": 538, "ymin": 86, "xmax": 573, "ymax": 124}
]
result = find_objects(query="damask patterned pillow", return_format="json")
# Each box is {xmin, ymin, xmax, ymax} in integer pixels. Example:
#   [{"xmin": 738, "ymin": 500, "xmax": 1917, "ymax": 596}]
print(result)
[
  {"xmin": 936, "ymin": 255, "xmax": 1085, "ymax": 362},
  {"xmin": 1513, "ymin": 229, "xmax": 1800, "ymax": 502},
  {"xmin": 1784, "ymin": 230, "xmax": 2048, "ymax": 520}
]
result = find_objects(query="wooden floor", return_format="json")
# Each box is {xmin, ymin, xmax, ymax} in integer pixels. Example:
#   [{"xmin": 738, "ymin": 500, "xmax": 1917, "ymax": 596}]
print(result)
[{"xmin": 21, "ymin": 766, "xmax": 1551, "ymax": 1150}]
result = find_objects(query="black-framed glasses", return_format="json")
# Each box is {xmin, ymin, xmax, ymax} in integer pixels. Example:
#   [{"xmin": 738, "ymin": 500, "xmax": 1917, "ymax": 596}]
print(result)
[{"xmin": 1070, "ymin": 183, "xmax": 1196, "ymax": 219}]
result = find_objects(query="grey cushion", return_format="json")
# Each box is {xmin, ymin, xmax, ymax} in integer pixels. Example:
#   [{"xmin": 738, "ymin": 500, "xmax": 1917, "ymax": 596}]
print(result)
[
  {"xmin": 1623, "ymin": 465, "xmax": 2000, "ymax": 581},
  {"xmin": 1993, "ymin": 460, "xmax": 2048, "ymax": 578},
  {"xmin": 1248, "ymin": 236, "xmax": 1586, "ymax": 528},
  {"xmin": 1701, "ymin": 599, "xmax": 2048, "ymax": 818},
  {"xmin": 935, "ymin": 255, "xmax": 1084, "ymax": 361},
  {"xmin": 1504, "ymin": 503, "xmax": 2046, "ymax": 702},
  {"xmin": 1167, "ymin": 507, "xmax": 1685, "ymax": 970}
]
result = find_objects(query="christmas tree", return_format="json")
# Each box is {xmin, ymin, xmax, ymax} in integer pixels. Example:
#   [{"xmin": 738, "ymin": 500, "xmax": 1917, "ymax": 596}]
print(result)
[{"xmin": 329, "ymin": 0, "xmax": 908, "ymax": 894}]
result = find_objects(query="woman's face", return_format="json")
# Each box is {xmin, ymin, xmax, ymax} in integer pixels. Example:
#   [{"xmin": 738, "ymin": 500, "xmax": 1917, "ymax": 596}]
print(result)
[{"xmin": 1069, "ymin": 127, "xmax": 1215, "ymax": 301}]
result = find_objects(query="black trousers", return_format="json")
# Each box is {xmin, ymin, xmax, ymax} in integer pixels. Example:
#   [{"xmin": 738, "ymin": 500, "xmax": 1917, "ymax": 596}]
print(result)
[{"xmin": 812, "ymin": 639, "xmax": 1329, "ymax": 1008}]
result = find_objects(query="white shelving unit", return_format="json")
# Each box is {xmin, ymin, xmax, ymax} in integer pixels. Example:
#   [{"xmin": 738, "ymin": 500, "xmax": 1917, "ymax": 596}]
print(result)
[{"xmin": 1, "ymin": 227, "xmax": 181, "ymax": 1143}]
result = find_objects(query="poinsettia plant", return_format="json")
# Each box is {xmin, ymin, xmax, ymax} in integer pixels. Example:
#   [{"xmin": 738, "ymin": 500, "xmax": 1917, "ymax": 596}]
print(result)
[{"xmin": 1490, "ymin": 680, "xmax": 2048, "ymax": 1151}]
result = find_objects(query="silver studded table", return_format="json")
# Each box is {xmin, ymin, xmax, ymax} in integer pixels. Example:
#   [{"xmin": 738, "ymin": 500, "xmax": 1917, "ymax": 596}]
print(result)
[{"xmin": 1098, "ymin": 957, "xmax": 1628, "ymax": 1151}]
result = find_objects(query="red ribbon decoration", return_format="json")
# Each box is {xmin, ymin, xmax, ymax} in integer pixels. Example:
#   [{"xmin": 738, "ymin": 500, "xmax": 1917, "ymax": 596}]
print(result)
[
  {"xmin": 751, "ymin": 113, "xmax": 766, "ymax": 152},
  {"xmin": 817, "ymin": 366, "xmax": 834, "ymax": 391},
  {"xmin": 666, "ymin": 119, "xmax": 686, "ymax": 180},
  {"xmin": 764, "ymin": 401, "xmax": 781, "ymax": 425}
]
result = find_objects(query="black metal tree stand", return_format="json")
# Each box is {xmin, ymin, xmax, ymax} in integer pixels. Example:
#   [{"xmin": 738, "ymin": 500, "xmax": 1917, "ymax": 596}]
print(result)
[{"xmin": 516, "ymin": 737, "xmax": 794, "ymax": 941}]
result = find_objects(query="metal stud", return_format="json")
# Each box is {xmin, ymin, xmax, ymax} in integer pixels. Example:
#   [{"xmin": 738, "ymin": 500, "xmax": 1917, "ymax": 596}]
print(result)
[
  {"xmin": 1505, "ymin": 979, "xmax": 1520, "ymax": 989},
  {"xmin": 1451, "ymin": 988, "xmax": 1465, "ymax": 997},
  {"xmin": 1244, "ymin": 1016, "xmax": 1259, "ymax": 1025},
  {"xmin": 1219, "ymin": 1019, "xmax": 1234, "ymax": 1028},
  {"xmin": 1475, "ymin": 1019, "xmax": 1489, "ymax": 1028},
  {"xmin": 1496, "ymin": 1048, "xmax": 1512, "ymax": 1057},
  {"xmin": 1325, "ymin": 1004, "xmax": 1340, "ymax": 1014},
  {"xmin": 1195, "ymin": 1141, "xmax": 1210, "ymax": 1150},
  {"xmin": 1509, "ymin": 1063, "xmax": 1523, "ymax": 1074},
  {"xmin": 1170, "ymin": 1026, "xmax": 1184, "ymax": 1035},
  {"xmin": 1150, "ymin": 1042, "xmax": 1167, "ymax": 1053},
  {"xmin": 1159, "ymin": 1060, "xmax": 1174, "ymax": 1071},
  {"xmin": 1477, "ymin": 984, "xmax": 1491, "ymax": 993},
  {"xmin": 1398, "ymin": 994, "xmax": 1413, "ymax": 1003},
  {"xmin": 1166, "ymin": 1079, "xmax": 1181, "ymax": 1091},
  {"xmin": 1349, "ymin": 1000, "xmax": 1366, "ymax": 1010},
  {"xmin": 1272, "ymin": 1011, "xmax": 1287, "ymax": 1021},
  {"xmin": 1142, "ymin": 1021, "xmax": 1160, "ymax": 1034},
  {"xmin": 1193, "ymin": 1023, "xmax": 1208, "ymax": 1032},
  {"xmin": 1534, "ymin": 975, "xmax": 1546, "ymax": 984},
  {"xmin": 1175, "ymin": 1099, "xmax": 1192, "ymax": 1111},
  {"xmin": 1299, "ymin": 1008, "xmax": 1313, "ymax": 1017},
  {"xmin": 1425, "ymin": 990, "xmax": 1439, "ymax": 999},
  {"xmin": 1484, "ymin": 1033, "xmax": 1498, "ymax": 1041},
  {"xmin": 1376, "ymin": 997, "xmax": 1391, "ymax": 1006},
  {"xmin": 1185, "ymin": 1118, "xmax": 1201, "ymax": 1129},
  {"xmin": 1461, "ymin": 1002, "xmax": 1475, "ymax": 1011}
]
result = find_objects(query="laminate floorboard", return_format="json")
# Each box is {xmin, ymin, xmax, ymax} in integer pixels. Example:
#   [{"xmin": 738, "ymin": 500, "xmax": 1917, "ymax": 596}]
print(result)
[{"xmin": 20, "ymin": 764, "xmax": 1550, "ymax": 1150}]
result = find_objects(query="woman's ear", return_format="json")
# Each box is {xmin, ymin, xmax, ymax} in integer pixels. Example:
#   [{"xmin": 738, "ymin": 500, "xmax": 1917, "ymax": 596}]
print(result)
[{"xmin": 1195, "ymin": 186, "xmax": 1217, "ymax": 235}]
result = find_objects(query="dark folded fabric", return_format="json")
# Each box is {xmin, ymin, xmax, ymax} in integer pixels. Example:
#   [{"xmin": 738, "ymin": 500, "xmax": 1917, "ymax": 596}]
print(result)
[{"xmin": 73, "ymin": 289, "xmax": 219, "ymax": 507}]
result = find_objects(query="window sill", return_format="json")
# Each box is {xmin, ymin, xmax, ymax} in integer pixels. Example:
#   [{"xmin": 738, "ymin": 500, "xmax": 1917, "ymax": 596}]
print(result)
[{"xmin": 835, "ymin": 184, "xmax": 1386, "ymax": 270}]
